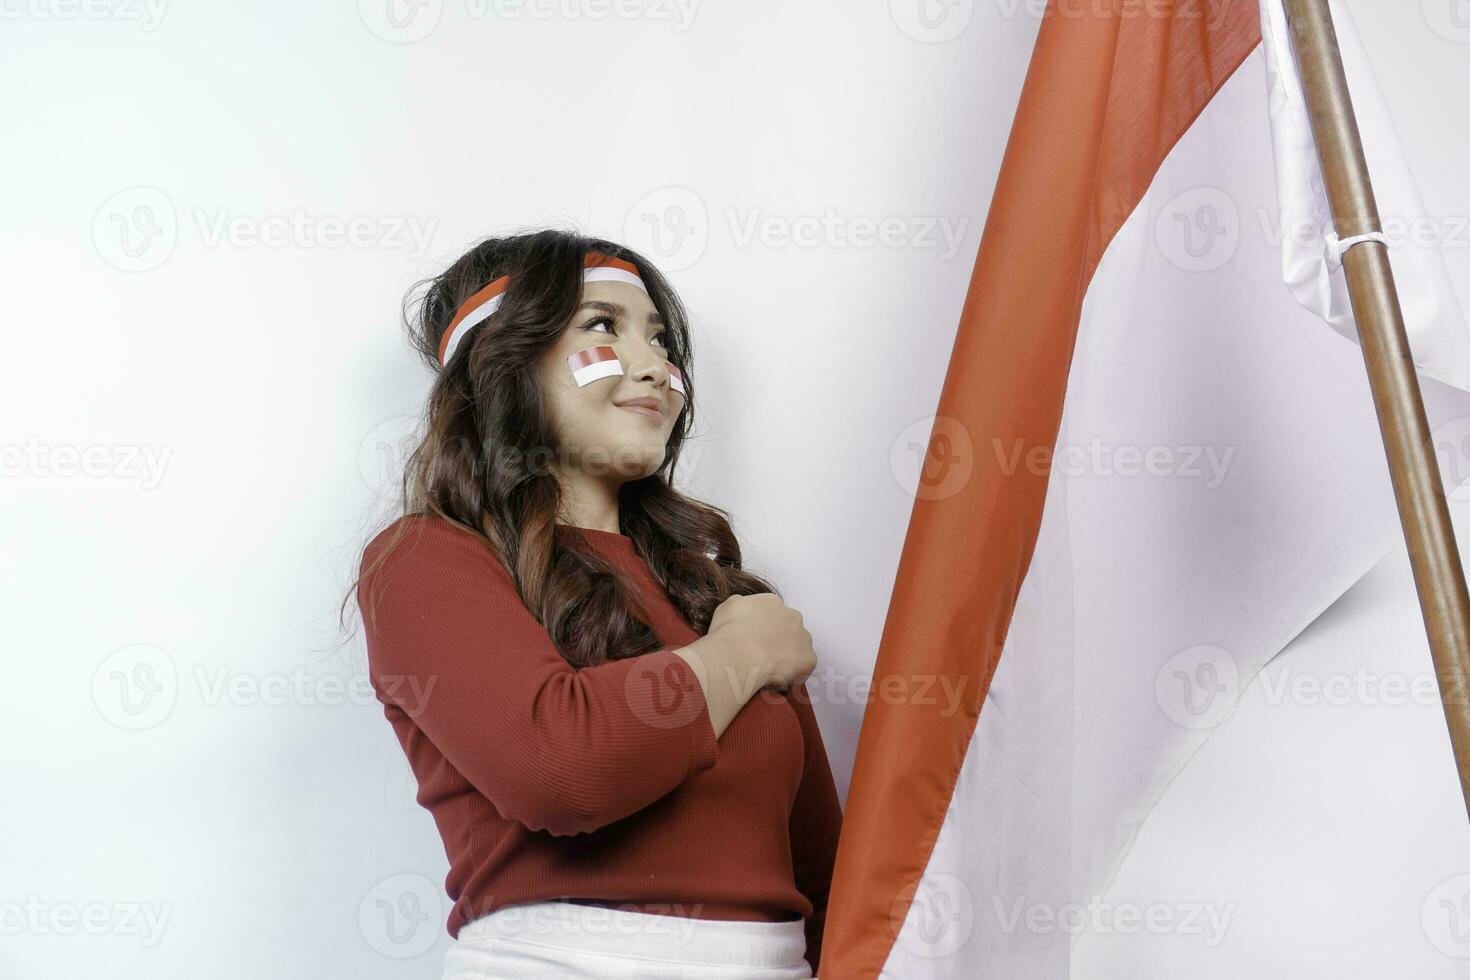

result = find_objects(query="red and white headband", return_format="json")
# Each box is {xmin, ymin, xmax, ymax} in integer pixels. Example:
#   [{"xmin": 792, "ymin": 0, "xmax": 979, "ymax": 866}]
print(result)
[{"xmin": 438, "ymin": 251, "xmax": 649, "ymax": 366}]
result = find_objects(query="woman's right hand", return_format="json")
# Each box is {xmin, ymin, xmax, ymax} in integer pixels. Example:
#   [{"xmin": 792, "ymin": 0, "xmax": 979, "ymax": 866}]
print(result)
[
  {"xmin": 672, "ymin": 592, "xmax": 818, "ymax": 739},
  {"xmin": 706, "ymin": 592, "xmax": 817, "ymax": 693}
]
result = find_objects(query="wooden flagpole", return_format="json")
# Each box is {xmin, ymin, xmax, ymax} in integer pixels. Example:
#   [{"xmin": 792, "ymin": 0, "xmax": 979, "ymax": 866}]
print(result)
[{"xmin": 1283, "ymin": 0, "xmax": 1470, "ymax": 824}]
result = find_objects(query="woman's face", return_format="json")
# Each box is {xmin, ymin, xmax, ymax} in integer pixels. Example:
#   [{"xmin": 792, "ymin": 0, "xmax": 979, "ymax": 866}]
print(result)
[{"xmin": 539, "ymin": 277, "xmax": 686, "ymax": 486}]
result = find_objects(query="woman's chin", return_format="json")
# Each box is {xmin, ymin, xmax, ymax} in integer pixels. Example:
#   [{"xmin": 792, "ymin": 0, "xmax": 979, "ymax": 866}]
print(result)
[
  {"xmin": 578, "ymin": 438, "xmax": 664, "ymax": 481},
  {"xmin": 624, "ymin": 446, "xmax": 666, "ymax": 478}
]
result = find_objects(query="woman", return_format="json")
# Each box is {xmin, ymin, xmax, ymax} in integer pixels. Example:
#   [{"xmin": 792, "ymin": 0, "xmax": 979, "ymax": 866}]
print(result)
[{"xmin": 349, "ymin": 228, "xmax": 843, "ymax": 978}]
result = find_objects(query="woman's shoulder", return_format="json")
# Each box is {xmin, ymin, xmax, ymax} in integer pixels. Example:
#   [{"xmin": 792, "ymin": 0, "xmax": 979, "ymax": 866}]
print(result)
[{"xmin": 360, "ymin": 514, "xmax": 513, "ymax": 589}]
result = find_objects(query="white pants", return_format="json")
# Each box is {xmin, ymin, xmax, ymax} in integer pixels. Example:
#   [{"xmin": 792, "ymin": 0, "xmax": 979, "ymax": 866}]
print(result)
[{"xmin": 441, "ymin": 900, "xmax": 815, "ymax": 979}]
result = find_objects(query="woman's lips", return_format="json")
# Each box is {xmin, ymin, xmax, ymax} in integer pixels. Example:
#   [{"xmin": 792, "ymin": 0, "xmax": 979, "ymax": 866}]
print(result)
[{"xmin": 618, "ymin": 404, "xmax": 663, "ymax": 423}]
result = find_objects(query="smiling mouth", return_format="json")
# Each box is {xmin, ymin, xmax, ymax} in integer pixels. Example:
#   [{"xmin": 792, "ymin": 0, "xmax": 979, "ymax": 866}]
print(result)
[{"xmin": 618, "ymin": 404, "xmax": 664, "ymax": 423}]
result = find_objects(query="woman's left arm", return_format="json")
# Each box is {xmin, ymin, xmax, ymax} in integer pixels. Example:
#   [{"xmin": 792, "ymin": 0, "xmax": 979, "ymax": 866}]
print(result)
[{"xmin": 786, "ymin": 678, "xmax": 844, "ymax": 976}]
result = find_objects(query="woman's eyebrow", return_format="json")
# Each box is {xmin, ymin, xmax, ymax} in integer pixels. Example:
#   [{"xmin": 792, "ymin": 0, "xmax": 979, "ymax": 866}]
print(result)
[{"xmin": 576, "ymin": 300, "xmax": 666, "ymax": 326}]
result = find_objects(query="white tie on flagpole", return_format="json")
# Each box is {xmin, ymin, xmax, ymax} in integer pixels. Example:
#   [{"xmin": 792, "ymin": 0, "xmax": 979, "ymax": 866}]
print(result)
[
  {"xmin": 1260, "ymin": 0, "xmax": 1470, "ymax": 392},
  {"xmin": 1323, "ymin": 229, "xmax": 1391, "ymax": 271}
]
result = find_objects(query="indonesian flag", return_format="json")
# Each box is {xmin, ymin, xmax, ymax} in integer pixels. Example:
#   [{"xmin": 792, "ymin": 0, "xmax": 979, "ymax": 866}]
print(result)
[{"xmin": 820, "ymin": 0, "xmax": 1470, "ymax": 976}]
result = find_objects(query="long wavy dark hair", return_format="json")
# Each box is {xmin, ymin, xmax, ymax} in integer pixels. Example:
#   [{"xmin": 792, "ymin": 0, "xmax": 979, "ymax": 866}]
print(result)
[{"xmin": 342, "ymin": 227, "xmax": 779, "ymax": 668}]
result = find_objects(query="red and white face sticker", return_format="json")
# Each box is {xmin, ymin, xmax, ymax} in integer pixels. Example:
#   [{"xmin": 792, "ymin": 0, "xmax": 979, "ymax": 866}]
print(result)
[{"xmin": 566, "ymin": 345, "xmax": 686, "ymax": 396}]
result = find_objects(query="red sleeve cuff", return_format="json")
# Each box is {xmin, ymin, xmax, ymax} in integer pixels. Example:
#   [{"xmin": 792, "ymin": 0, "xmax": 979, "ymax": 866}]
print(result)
[{"xmin": 652, "ymin": 646, "xmax": 720, "ymax": 774}]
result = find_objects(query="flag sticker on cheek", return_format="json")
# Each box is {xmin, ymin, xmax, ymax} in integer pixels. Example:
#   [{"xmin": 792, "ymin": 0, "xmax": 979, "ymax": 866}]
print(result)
[
  {"xmin": 567, "ymin": 345, "xmax": 688, "ymax": 398},
  {"xmin": 567, "ymin": 346, "xmax": 624, "ymax": 387}
]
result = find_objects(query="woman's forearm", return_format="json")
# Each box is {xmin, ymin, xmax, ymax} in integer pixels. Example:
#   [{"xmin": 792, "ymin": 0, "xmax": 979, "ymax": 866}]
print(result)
[{"xmin": 672, "ymin": 634, "xmax": 767, "ymax": 739}]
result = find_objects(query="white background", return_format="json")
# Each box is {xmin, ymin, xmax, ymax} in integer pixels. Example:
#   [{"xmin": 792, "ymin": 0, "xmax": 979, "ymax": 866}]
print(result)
[{"xmin": 2, "ymin": 1, "xmax": 1467, "ymax": 977}]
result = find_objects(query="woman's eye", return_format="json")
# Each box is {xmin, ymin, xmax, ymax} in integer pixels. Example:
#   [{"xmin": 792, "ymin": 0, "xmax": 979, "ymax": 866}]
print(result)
[{"xmin": 584, "ymin": 316, "xmax": 667, "ymax": 349}]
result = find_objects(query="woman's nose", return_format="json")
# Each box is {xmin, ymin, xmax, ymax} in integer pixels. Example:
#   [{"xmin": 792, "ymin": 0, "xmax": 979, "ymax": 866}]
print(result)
[{"xmin": 618, "ymin": 342, "xmax": 671, "ymax": 385}]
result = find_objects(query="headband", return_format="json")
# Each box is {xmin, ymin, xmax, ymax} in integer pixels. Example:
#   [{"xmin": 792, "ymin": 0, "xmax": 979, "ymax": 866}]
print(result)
[{"xmin": 438, "ymin": 251, "xmax": 648, "ymax": 366}]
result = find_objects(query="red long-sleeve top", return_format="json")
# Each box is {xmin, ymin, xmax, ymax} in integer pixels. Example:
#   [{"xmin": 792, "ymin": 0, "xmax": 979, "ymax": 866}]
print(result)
[{"xmin": 357, "ymin": 514, "xmax": 842, "ymax": 974}]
